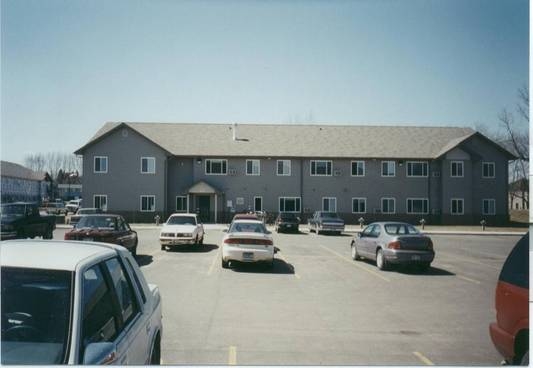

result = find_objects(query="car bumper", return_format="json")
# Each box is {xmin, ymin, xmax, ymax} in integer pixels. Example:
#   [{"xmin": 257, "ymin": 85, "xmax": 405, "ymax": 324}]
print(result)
[
  {"xmin": 160, "ymin": 237, "xmax": 196, "ymax": 245},
  {"xmin": 383, "ymin": 249, "xmax": 435, "ymax": 264},
  {"xmin": 278, "ymin": 224, "xmax": 299, "ymax": 231},
  {"xmin": 318, "ymin": 225, "xmax": 345, "ymax": 232},
  {"xmin": 489, "ymin": 322, "xmax": 515, "ymax": 363},
  {"xmin": 222, "ymin": 246, "xmax": 274, "ymax": 263}
]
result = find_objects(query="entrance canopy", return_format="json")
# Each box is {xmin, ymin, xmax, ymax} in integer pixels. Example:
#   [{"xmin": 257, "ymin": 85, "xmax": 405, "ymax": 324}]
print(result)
[{"xmin": 187, "ymin": 180, "xmax": 220, "ymax": 195}]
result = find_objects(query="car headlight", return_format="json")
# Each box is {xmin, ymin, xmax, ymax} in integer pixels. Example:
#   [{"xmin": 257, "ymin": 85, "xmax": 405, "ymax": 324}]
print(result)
[{"xmin": 183, "ymin": 233, "xmax": 193, "ymax": 237}]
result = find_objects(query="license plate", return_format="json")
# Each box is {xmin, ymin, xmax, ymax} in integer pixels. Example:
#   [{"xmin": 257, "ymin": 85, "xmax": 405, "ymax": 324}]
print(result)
[
  {"xmin": 242, "ymin": 252, "xmax": 254, "ymax": 261},
  {"xmin": 411, "ymin": 255, "xmax": 421, "ymax": 261},
  {"xmin": 287, "ymin": 224, "xmax": 292, "ymax": 228},
  {"xmin": 83, "ymin": 237, "xmax": 93, "ymax": 241}
]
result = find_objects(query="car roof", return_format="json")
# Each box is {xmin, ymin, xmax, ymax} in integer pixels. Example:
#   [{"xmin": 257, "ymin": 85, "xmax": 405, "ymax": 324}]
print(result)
[
  {"xmin": 369, "ymin": 222, "xmax": 415, "ymax": 227},
  {"xmin": 78, "ymin": 213, "xmax": 120, "ymax": 218},
  {"xmin": 233, "ymin": 214, "xmax": 259, "ymax": 219},
  {"xmin": 1, "ymin": 240, "xmax": 119, "ymax": 271},
  {"xmin": 231, "ymin": 219, "xmax": 264, "ymax": 224},
  {"xmin": 169, "ymin": 213, "xmax": 197, "ymax": 217}
]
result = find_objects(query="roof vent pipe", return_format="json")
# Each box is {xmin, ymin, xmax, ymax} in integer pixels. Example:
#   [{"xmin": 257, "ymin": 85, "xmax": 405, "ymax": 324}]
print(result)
[{"xmin": 233, "ymin": 123, "xmax": 237, "ymax": 141}]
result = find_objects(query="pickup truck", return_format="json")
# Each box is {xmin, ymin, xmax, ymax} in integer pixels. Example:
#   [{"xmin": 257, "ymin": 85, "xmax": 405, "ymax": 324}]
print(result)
[
  {"xmin": 308, "ymin": 211, "xmax": 345, "ymax": 235},
  {"xmin": 0, "ymin": 202, "xmax": 56, "ymax": 240}
]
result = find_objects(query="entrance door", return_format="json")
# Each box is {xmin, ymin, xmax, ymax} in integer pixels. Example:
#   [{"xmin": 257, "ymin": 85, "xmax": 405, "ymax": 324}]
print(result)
[{"xmin": 198, "ymin": 195, "xmax": 211, "ymax": 223}]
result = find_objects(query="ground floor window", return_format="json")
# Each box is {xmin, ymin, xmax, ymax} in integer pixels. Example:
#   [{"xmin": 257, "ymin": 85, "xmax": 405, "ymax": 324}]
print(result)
[
  {"xmin": 94, "ymin": 195, "xmax": 107, "ymax": 211},
  {"xmin": 482, "ymin": 199, "xmax": 496, "ymax": 215},
  {"xmin": 254, "ymin": 196, "xmax": 263, "ymax": 211},
  {"xmin": 407, "ymin": 198, "xmax": 429, "ymax": 214},
  {"xmin": 322, "ymin": 197, "xmax": 337, "ymax": 212},
  {"xmin": 381, "ymin": 197, "xmax": 395, "ymax": 214},
  {"xmin": 279, "ymin": 197, "xmax": 301, "ymax": 212},
  {"xmin": 176, "ymin": 196, "xmax": 188, "ymax": 212},
  {"xmin": 451, "ymin": 198, "xmax": 464, "ymax": 215},
  {"xmin": 352, "ymin": 198, "xmax": 366, "ymax": 213},
  {"xmin": 140, "ymin": 195, "xmax": 155, "ymax": 212}
]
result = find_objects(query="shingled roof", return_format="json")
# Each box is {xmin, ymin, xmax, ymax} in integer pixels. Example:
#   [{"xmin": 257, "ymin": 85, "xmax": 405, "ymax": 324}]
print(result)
[
  {"xmin": 1, "ymin": 161, "xmax": 46, "ymax": 181},
  {"xmin": 76, "ymin": 122, "xmax": 514, "ymax": 159}
]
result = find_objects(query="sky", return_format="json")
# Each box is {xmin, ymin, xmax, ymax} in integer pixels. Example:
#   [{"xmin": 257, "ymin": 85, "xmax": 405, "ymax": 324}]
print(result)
[{"xmin": 1, "ymin": 0, "xmax": 529, "ymax": 166}]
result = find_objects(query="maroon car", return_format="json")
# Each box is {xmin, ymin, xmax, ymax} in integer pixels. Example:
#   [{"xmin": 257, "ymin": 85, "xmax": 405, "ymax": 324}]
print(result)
[{"xmin": 64, "ymin": 214, "xmax": 138, "ymax": 256}]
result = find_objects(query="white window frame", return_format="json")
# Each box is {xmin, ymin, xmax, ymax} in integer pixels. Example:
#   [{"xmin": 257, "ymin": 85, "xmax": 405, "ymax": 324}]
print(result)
[
  {"xmin": 246, "ymin": 159, "xmax": 261, "ymax": 176},
  {"xmin": 450, "ymin": 161, "xmax": 464, "ymax": 178},
  {"xmin": 406, "ymin": 198, "xmax": 429, "ymax": 214},
  {"xmin": 176, "ymin": 196, "xmax": 188, "ymax": 212},
  {"xmin": 322, "ymin": 197, "xmax": 337, "ymax": 212},
  {"xmin": 381, "ymin": 161, "xmax": 396, "ymax": 177},
  {"xmin": 451, "ymin": 198, "xmax": 464, "ymax": 215},
  {"xmin": 94, "ymin": 156, "xmax": 108, "ymax": 174},
  {"xmin": 352, "ymin": 197, "xmax": 366, "ymax": 214},
  {"xmin": 140, "ymin": 195, "xmax": 156, "ymax": 212},
  {"xmin": 381, "ymin": 197, "xmax": 396, "ymax": 214},
  {"xmin": 254, "ymin": 196, "xmax": 263, "ymax": 211},
  {"xmin": 310, "ymin": 160, "xmax": 332, "ymax": 176},
  {"xmin": 279, "ymin": 197, "xmax": 301, "ymax": 213},
  {"xmin": 277, "ymin": 160, "xmax": 291, "ymax": 176},
  {"xmin": 406, "ymin": 161, "xmax": 428, "ymax": 177},
  {"xmin": 482, "ymin": 199, "xmax": 496, "ymax": 215},
  {"xmin": 140, "ymin": 157, "xmax": 156, "ymax": 174},
  {"xmin": 205, "ymin": 159, "xmax": 228, "ymax": 175},
  {"xmin": 482, "ymin": 162, "xmax": 495, "ymax": 178},
  {"xmin": 93, "ymin": 194, "xmax": 108, "ymax": 211},
  {"xmin": 351, "ymin": 161, "xmax": 365, "ymax": 177}
]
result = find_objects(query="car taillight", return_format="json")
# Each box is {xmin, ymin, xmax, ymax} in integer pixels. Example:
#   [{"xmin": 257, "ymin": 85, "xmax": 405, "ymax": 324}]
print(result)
[
  {"xmin": 64, "ymin": 233, "xmax": 71, "ymax": 240},
  {"xmin": 428, "ymin": 239, "xmax": 433, "ymax": 251},
  {"xmin": 224, "ymin": 238, "xmax": 240, "ymax": 244},
  {"xmin": 387, "ymin": 241, "xmax": 401, "ymax": 249},
  {"xmin": 224, "ymin": 238, "xmax": 273, "ymax": 246}
]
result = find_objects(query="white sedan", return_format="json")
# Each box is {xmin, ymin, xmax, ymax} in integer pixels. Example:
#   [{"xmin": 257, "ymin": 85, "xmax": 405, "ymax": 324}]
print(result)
[
  {"xmin": 1, "ymin": 240, "xmax": 163, "ymax": 365},
  {"xmin": 221, "ymin": 219, "xmax": 275, "ymax": 268},
  {"xmin": 160, "ymin": 213, "xmax": 205, "ymax": 250}
]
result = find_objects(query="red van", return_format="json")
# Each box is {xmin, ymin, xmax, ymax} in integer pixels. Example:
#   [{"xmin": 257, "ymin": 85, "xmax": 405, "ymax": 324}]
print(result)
[{"xmin": 489, "ymin": 232, "xmax": 529, "ymax": 365}]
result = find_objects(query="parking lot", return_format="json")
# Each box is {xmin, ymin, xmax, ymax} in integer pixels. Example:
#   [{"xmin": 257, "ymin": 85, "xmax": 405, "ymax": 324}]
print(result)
[{"xmin": 54, "ymin": 227, "xmax": 521, "ymax": 365}]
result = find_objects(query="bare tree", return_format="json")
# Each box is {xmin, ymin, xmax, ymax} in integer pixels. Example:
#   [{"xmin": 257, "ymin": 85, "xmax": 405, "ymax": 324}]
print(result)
[{"xmin": 24, "ymin": 152, "xmax": 82, "ymax": 181}]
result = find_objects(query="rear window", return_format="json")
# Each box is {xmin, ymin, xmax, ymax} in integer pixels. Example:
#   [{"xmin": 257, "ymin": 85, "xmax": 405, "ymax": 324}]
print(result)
[
  {"xmin": 499, "ymin": 232, "xmax": 529, "ymax": 288},
  {"xmin": 384, "ymin": 224, "xmax": 420, "ymax": 235},
  {"xmin": 229, "ymin": 222, "xmax": 267, "ymax": 233}
]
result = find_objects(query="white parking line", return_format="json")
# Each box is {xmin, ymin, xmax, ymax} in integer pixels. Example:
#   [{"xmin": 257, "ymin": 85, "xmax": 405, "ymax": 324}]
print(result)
[
  {"xmin": 228, "ymin": 346, "xmax": 237, "ymax": 365},
  {"xmin": 440, "ymin": 253, "xmax": 500, "ymax": 270},
  {"xmin": 456, "ymin": 274, "xmax": 481, "ymax": 284},
  {"xmin": 207, "ymin": 247, "xmax": 221, "ymax": 276},
  {"xmin": 413, "ymin": 351, "xmax": 434, "ymax": 365},
  {"xmin": 318, "ymin": 244, "xmax": 390, "ymax": 282}
]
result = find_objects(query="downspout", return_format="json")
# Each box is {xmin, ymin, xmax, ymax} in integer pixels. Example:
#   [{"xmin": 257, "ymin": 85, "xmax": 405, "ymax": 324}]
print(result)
[
  {"xmin": 164, "ymin": 156, "xmax": 168, "ymax": 219},
  {"xmin": 300, "ymin": 158, "xmax": 304, "ymax": 216}
]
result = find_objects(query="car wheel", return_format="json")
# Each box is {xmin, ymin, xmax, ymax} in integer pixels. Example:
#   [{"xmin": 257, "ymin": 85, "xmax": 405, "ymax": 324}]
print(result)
[
  {"xmin": 160, "ymin": 244, "xmax": 166, "ymax": 251},
  {"xmin": 520, "ymin": 350, "xmax": 529, "ymax": 366},
  {"xmin": 316, "ymin": 225, "xmax": 320, "ymax": 235},
  {"xmin": 376, "ymin": 249, "xmax": 388, "ymax": 270},
  {"xmin": 221, "ymin": 258, "xmax": 229, "ymax": 269},
  {"xmin": 150, "ymin": 333, "xmax": 161, "ymax": 365},
  {"xmin": 199, "ymin": 235, "xmax": 204, "ymax": 245},
  {"xmin": 351, "ymin": 242, "xmax": 360, "ymax": 260},
  {"xmin": 43, "ymin": 227, "xmax": 53, "ymax": 240}
]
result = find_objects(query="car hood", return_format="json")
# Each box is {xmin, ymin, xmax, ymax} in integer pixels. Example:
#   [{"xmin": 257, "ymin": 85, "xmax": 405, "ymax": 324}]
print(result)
[
  {"xmin": 161, "ymin": 224, "xmax": 197, "ymax": 233},
  {"xmin": 68, "ymin": 228, "xmax": 118, "ymax": 237}
]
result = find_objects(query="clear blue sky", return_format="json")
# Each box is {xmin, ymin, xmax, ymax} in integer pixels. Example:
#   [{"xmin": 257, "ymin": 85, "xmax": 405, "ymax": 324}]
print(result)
[{"xmin": 1, "ymin": 0, "xmax": 529, "ymax": 165}]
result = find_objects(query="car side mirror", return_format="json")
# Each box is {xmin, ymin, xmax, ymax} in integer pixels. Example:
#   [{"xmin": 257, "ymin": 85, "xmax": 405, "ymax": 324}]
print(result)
[
  {"xmin": 83, "ymin": 342, "xmax": 117, "ymax": 365},
  {"xmin": 223, "ymin": 228, "xmax": 228, "ymax": 233}
]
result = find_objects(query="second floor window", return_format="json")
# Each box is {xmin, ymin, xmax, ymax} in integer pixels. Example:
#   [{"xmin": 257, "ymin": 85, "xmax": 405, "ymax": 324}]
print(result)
[
  {"xmin": 246, "ymin": 159, "xmax": 260, "ymax": 176},
  {"xmin": 310, "ymin": 160, "xmax": 332, "ymax": 176},
  {"xmin": 277, "ymin": 160, "xmax": 291, "ymax": 176},
  {"xmin": 407, "ymin": 161, "xmax": 428, "ymax": 177},
  {"xmin": 482, "ymin": 162, "xmax": 495, "ymax": 178},
  {"xmin": 94, "ymin": 156, "xmax": 108, "ymax": 173},
  {"xmin": 451, "ymin": 161, "xmax": 464, "ymax": 177},
  {"xmin": 351, "ymin": 161, "xmax": 365, "ymax": 176},
  {"xmin": 205, "ymin": 159, "xmax": 227, "ymax": 175},
  {"xmin": 381, "ymin": 161, "xmax": 395, "ymax": 177},
  {"xmin": 141, "ymin": 157, "xmax": 155, "ymax": 174}
]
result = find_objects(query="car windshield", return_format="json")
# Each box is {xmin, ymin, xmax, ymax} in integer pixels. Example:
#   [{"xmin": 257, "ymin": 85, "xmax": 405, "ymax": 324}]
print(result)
[
  {"xmin": 384, "ymin": 224, "xmax": 420, "ymax": 235},
  {"xmin": 167, "ymin": 216, "xmax": 197, "ymax": 225},
  {"xmin": 1, "ymin": 267, "xmax": 73, "ymax": 364},
  {"xmin": 321, "ymin": 212, "xmax": 338, "ymax": 219},
  {"xmin": 229, "ymin": 222, "xmax": 267, "ymax": 233},
  {"xmin": 0, "ymin": 204, "xmax": 26, "ymax": 217},
  {"xmin": 75, "ymin": 216, "xmax": 116, "ymax": 230}
]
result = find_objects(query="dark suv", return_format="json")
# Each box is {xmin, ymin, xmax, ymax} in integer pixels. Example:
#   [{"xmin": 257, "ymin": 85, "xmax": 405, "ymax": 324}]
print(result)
[
  {"xmin": 274, "ymin": 212, "xmax": 300, "ymax": 233},
  {"xmin": 489, "ymin": 232, "xmax": 529, "ymax": 365}
]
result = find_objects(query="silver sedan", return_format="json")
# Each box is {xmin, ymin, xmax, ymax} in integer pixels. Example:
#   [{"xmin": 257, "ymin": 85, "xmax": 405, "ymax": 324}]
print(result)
[{"xmin": 350, "ymin": 222, "xmax": 435, "ymax": 271}]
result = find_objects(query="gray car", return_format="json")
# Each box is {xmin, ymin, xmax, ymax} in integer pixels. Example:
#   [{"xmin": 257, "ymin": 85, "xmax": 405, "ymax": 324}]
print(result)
[{"xmin": 350, "ymin": 222, "xmax": 435, "ymax": 271}]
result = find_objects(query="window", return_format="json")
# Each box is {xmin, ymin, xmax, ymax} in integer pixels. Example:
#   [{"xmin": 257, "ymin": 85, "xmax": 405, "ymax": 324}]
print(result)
[
  {"xmin": 482, "ymin": 162, "xmax": 495, "ymax": 178},
  {"xmin": 310, "ymin": 160, "xmax": 332, "ymax": 176},
  {"xmin": 205, "ymin": 159, "xmax": 227, "ymax": 175},
  {"xmin": 124, "ymin": 258, "xmax": 147, "ymax": 304},
  {"xmin": 140, "ymin": 195, "xmax": 155, "ymax": 212},
  {"xmin": 279, "ymin": 197, "xmax": 301, "ymax": 212},
  {"xmin": 176, "ymin": 196, "xmax": 188, "ymax": 212},
  {"xmin": 141, "ymin": 157, "xmax": 155, "ymax": 174},
  {"xmin": 450, "ymin": 161, "xmax": 464, "ymax": 177},
  {"xmin": 482, "ymin": 199, "xmax": 496, "ymax": 215},
  {"xmin": 351, "ymin": 161, "xmax": 365, "ymax": 176},
  {"xmin": 94, "ymin": 156, "xmax": 108, "ymax": 173},
  {"xmin": 93, "ymin": 195, "xmax": 107, "ymax": 211},
  {"xmin": 381, "ymin": 198, "xmax": 395, "ymax": 214},
  {"xmin": 451, "ymin": 198, "xmax": 464, "ymax": 215},
  {"xmin": 352, "ymin": 198, "xmax": 366, "ymax": 213},
  {"xmin": 322, "ymin": 197, "xmax": 337, "ymax": 212},
  {"xmin": 381, "ymin": 161, "xmax": 395, "ymax": 177},
  {"xmin": 246, "ymin": 159, "xmax": 260, "ymax": 176},
  {"xmin": 277, "ymin": 160, "xmax": 291, "ymax": 176},
  {"xmin": 81, "ymin": 265, "xmax": 118, "ymax": 350},
  {"xmin": 407, "ymin": 161, "xmax": 428, "ymax": 177},
  {"xmin": 254, "ymin": 196, "xmax": 263, "ymax": 211},
  {"xmin": 104, "ymin": 258, "xmax": 139, "ymax": 325},
  {"xmin": 407, "ymin": 198, "xmax": 429, "ymax": 214}
]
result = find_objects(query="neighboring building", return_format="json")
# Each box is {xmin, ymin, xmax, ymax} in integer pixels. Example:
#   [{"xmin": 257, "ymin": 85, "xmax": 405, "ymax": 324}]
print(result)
[
  {"xmin": 1, "ymin": 161, "xmax": 49, "ymax": 203},
  {"xmin": 57, "ymin": 183, "xmax": 83, "ymax": 200},
  {"xmin": 75, "ymin": 122, "xmax": 515, "ymax": 225},
  {"xmin": 509, "ymin": 178, "xmax": 529, "ymax": 210}
]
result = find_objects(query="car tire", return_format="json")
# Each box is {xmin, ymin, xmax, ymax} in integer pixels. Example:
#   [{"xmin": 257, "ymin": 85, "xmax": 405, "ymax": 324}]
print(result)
[
  {"xmin": 150, "ymin": 333, "xmax": 161, "ymax": 365},
  {"xmin": 160, "ymin": 244, "xmax": 166, "ymax": 251},
  {"xmin": 351, "ymin": 243, "xmax": 360, "ymax": 260},
  {"xmin": 199, "ymin": 235, "xmax": 204, "ymax": 245},
  {"xmin": 418, "ymin": 262, "xmax": 431, "ymax": 272},
  {"xmin": 316, "ymin": 225, "xmax": 320, "ymax": 235},
  {"xmin": 376, "ymin": 249, "xmax": 388, "ymax": 270},
  {"xmin": 520, "ymin": 350, "xmax": 529, "ymax": 366},
  {"xmin": 222, "ymin": 258, "xmax": 229, "ymax": 269}
]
